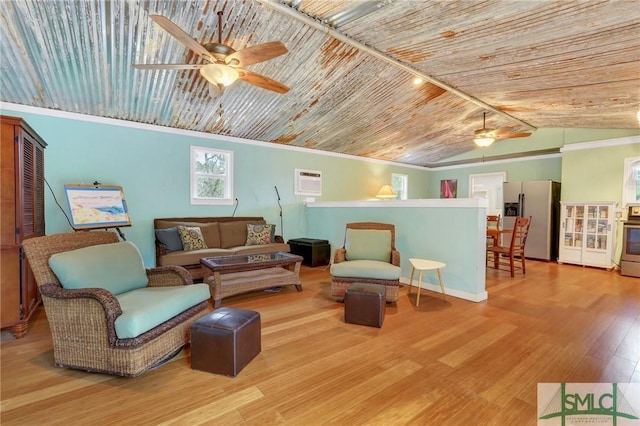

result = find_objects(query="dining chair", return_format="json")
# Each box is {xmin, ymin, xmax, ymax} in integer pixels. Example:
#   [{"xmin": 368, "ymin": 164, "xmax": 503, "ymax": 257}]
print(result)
[
  {"xmin": 486, "ymin": 214, "xmax": 501, "ymax": 246},
  {"xmin": 486, "ymin": 216, "xmax": 531, "ymax": 277}
]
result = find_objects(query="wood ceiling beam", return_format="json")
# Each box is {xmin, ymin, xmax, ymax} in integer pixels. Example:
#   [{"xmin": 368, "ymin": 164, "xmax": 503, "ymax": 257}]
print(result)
[{"xmin": 258, "ymin": 0, "xmax": 538, "ymax": 132}]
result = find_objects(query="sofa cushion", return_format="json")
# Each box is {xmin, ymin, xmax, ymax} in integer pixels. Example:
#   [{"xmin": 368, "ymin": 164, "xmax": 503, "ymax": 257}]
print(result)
[
  {"xmin": 155, "ymin": 227, "xmax": 183, "ymax": 252},
  {"xmin": 219, "ymin": 220, "xmax": 265, "ymax": 249},
  {"xmin": 345, "ymin": 229, "xmax": 392, "ymax": 262},
  {"xmin": 246, "ymin": 223, "xmax": 274, "ymax": 245},
  {"xmin": 114, "ymin": 284, "xmax": 211, "ymax": 338},
  {"xmin": 159, "ymin": 248, "xmax": 233, "ymax": 267},
  {"xmin": 177, "ymin": 226, "xmax": 208, "ymax": 251},
  {"xmin": 158, "ymin": 243, "xmax": 291, "ymax": 267},
  {"xmin": 49, "ymin": 241, "xmax": 148, "ymax": 295},
  {"xmin": 199, "ymin": 223, "xmax": 221, "ymax": 248},
  {"xmin": 156, "ymin": 221, "xmax": 221, "ymax": 249},
  {"xmin": 330, "ymin": 260, "xmax": 401, "ymax": 280}
]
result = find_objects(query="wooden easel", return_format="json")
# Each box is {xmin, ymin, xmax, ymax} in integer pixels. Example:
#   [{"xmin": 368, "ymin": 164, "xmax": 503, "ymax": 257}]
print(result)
[{"xmin": 64, "ymin": 183, "xmax": 132, "ymax": 240}]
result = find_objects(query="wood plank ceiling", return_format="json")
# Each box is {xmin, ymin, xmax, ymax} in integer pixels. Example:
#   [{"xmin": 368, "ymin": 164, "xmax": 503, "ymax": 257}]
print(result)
[{"xmin": 1, "ymin": 0, "xmax": 638, "ymax": 166}]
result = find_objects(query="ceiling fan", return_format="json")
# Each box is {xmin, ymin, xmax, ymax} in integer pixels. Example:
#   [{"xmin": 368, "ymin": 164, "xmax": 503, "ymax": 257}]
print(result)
[
  {"xmin": 474, "ymin": 112, "xmax": 532, "ymax": 147},
  {"xmin": 133, "ymin": 12, "xmax": 289, "ymax": 96}
]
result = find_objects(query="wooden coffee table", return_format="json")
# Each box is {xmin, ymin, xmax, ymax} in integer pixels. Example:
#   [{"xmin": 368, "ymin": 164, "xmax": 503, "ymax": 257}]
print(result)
[{"xmin": 200, "ymin": 252, "xmax": 303, "ymax": 307}]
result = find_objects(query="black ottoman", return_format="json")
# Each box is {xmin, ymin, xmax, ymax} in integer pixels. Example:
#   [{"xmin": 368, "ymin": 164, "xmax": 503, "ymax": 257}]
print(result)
[
  {"xmin": 344, "ymin": 283, "xmax": 386, "ymax": 328},
  {"xmin": 191, "ymin": 307, "xmax": 261, "ymax": 377}
]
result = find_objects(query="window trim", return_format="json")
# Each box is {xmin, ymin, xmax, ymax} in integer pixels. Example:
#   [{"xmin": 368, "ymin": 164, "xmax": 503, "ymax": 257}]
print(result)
[
  {"xmin": 190, "ymin": 145, "xmax": 234, "ymax": 205},
  {"xmin": 622, "ymin": 156, "xmax": 640, "ymax": 207},
  {"xmin": 392, "ymin": 173, "xmax": 408, "ymax": 200}
]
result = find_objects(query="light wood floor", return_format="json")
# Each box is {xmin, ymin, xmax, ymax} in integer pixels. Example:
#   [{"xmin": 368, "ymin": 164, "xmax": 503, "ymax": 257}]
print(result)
[{"xmin": 1, "ymin": 262, "xmax": 639, "ymax": 425}]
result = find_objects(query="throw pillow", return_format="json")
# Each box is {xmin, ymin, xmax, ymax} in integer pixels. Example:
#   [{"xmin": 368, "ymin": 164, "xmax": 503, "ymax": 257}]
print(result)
[
  {"xmin": 177, "ymin": 226, "xmax": 208, "ymax": 251},
  {"xmin": 49, "ymin": 241, "xmax": 149, "ymax": 295},
  {"xmin": 155, "ymin": 227, "xmax": 183, "ymax": 252},
  {"xmin": 246, "ymin": 223, "xmax": 274, "ymax": 245}
]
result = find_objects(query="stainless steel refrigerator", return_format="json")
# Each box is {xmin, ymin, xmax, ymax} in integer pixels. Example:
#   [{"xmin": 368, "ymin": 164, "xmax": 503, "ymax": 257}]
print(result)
[{"xmin": 503, "ymin": 180, "xmax": 561, "ymax": 261}]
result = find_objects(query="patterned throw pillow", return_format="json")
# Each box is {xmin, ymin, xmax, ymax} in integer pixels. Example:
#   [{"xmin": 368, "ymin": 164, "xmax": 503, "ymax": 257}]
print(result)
[
  {"xmin": 246, "ymin": 223, "xmax": 274, "ymax": 245},
  {"xmin": 177, "ymin": 226, "xmax": 208, "ymax": 251}
]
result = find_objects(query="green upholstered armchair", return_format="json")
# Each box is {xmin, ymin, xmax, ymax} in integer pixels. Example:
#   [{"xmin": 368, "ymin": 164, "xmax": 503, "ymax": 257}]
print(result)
[
  {"xmin": 22, "ymin": 231, "xmax": 212, "ymax": 377},
  {"xmin": 330, "ymin": 222, "xmax": 401, "ymax": 302}
]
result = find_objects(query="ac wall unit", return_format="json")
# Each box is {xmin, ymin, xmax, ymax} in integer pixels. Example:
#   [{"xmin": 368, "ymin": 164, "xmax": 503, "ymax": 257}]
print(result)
[{"xmin": 294, "ymin": 169, "xmax": 322, "ymax": 196}]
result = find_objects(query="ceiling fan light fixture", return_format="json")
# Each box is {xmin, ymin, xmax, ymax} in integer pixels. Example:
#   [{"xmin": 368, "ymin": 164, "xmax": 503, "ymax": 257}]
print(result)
[
  {"xmin": 200, "ymin": 63, "xmax": 239, "ymax": 87},
  {"xmin": 474, "ymin": 136, "xmax": 495, "ymax": 147}
]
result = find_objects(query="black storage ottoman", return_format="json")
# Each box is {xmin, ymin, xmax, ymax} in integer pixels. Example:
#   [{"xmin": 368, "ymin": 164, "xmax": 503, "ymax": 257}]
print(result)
[
  {"xmin": 190, "ymin": 307, "xmax": 261, "ymax": 377},
  {"xmin": 344, "ymin": 283, "xmax": 386, "ymax": 328},
  {"xmin": 288, "ymin": 238, "xmax": 331, "ymax": 267}
]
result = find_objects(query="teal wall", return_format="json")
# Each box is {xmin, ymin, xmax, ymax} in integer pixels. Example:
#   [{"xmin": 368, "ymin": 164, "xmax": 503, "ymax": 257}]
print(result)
[
  {"xmin": 0, "ymin": 106, "xmax": 429, "ymax": 267},
  {"xmin": 305, "ymin": 201, "xmax": 488, "ymax": 301},
  {"xmin": 3, "ymin": 105, "xmax": 637, "ymax": 272},
  {"xmin": 428, "ymin": 155, "xmax": 562, "ymax": 198}
]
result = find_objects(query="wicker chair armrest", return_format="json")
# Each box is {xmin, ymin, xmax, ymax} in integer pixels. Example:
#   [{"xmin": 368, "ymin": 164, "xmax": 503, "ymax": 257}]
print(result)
[
  {"xmin": 275, "ymin": 235, "xmax": 284, "ymax": 244},
  {"xmin": 146, "ymin": 266, "xmax": 193, "ymax": 287},
  {"xmin": 39, "ymin": 283, "xmax": 122, "ymax": 319},
  {"xmin": 391, "ymin": 249, "xmax": 401, "ymax": 266},
  {"xmin": 334, "ymin": 248, "xmax": 346, "ymax": 263}
]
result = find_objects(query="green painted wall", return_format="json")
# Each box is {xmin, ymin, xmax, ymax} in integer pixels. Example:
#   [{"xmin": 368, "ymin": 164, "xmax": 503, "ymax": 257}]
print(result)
[
  {"xmin": 561, "ymin": 139, "xmax": 640, "ymax": 263},
  {"xmin": 561, "ymin": 141, "xmax": 640, "ymax": 204},
  {"xmin": 441, "ymin": 128, "xmax": 640, "ymax": 163},
  {"xmin": 1, "ymin": 107, "xmax": 429, "ymax": 267}
]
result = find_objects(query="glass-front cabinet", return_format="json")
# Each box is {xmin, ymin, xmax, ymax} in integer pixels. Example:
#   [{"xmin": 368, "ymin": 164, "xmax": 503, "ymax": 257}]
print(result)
[{"xmin": 558, "ymin": 201, "xmax": 617, "ymax": 269}]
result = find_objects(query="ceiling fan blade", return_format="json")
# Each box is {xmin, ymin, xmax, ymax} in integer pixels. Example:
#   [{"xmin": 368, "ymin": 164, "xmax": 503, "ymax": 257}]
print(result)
[
  {"xmin": 225, "ymin": 41, "xmax": 288, "ymax": 67},
  {"xmin": 149, "ymin": 15, "xmax": 213, "ymax": 60},
  {"xmin": 238, "ymin": 69, "xmax": 289, "ymax": 94},
  {"xmin": 133, "ymin": 64, "xmax": 203, "ymax": 70},
  {"xmin": 495, "ymin": 132, "xmax": 532, "ymax": 140}
]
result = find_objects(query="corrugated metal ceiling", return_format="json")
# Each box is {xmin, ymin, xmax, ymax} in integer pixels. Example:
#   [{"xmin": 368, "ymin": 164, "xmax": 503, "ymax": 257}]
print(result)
[{"xmin": 1, "ymin": 0, "xmax": 638, "ymax": 166}]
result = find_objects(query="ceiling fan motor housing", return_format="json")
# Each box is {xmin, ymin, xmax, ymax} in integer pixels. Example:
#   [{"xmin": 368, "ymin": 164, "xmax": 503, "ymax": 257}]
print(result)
[{"xmin": 204, "ymin": 42, "xmax": 236, "ymax": 63}]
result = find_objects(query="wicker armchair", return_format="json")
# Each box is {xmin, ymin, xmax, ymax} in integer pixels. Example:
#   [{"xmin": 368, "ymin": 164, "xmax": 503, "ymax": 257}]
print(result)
[
  {"xmin": 21, "ymin": 231, "xmax": 211, "ymax": 377},
  {"xmin": 330, "ymin": 222, "xmax": 401, "ymax": 302}
]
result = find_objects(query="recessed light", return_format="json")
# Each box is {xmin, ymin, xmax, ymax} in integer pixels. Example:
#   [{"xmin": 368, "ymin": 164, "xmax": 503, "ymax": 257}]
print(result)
[{"xmin": 413, "ymin": 77, "xmax": 423, "ymax": 86}]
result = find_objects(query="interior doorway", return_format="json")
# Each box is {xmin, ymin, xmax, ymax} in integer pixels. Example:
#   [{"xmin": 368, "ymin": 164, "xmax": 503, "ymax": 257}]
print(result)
[{"xmin": 469, "ymin": 172, "xmax": 506, "ymax": 217}]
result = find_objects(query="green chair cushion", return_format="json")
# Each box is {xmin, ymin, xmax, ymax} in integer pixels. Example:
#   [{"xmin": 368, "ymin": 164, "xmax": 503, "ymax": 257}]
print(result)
[
  {"xmin": 49, "ymin": 241, "xmax": 148, "ymax": 295},
  {"xmin": 330, "ymin": 260, "xmax": 401, "ymax": 280},
  {"xmin": 345, "ymin": 229, "xmax": 392, "ymax": 262},
  {"xmin": 115, "ymin": 284, "xmax": 211, "ymax": 338}
]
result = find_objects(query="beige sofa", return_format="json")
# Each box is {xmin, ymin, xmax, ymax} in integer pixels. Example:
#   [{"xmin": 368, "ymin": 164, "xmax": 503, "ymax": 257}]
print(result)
[{"xmin": 154, "ymin": 217, "xmax": 289, "ymax": 280}]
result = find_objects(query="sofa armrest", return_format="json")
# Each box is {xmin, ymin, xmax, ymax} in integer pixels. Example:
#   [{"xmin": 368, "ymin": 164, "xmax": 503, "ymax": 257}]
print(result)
[
  {"xmin": 334, "ymin": 248, "xmax": 346, "ymax": 263},
  {"xmin": 391, "ymin": 249, "xmax": 401, "ymax": 266},
  {"xmin": 146, "ymin": 266, "xmax": 193, "ymax": 287},
  {"xmin": 155, "ymin": 241, "xmax": 168, "ymax": 266}
]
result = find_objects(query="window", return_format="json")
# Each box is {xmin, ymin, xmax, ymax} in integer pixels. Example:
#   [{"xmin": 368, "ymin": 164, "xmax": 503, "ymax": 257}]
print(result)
[
  {"xmin": 190, "ymin": 146, "xmax": 233, "ymax": 205},
  {"xmin": 392, "ymin": 173, "xmax": 408, "ymax": 200},
  {"xmin": 623, "ymin": 156, "xmax": 640, "ymax": 206}
]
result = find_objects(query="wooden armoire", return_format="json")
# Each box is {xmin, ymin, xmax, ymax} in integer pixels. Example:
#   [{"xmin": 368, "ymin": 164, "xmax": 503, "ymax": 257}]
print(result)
[{"xmin": 1, "ymin": 115, "xmax": 47, "ymax": 338}]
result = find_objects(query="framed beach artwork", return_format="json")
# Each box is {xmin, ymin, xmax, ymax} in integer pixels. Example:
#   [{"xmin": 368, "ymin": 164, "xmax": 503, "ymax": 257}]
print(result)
[{"xmin": 64, "ymin": 184, "xmax": 131, "ymax": 229}]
